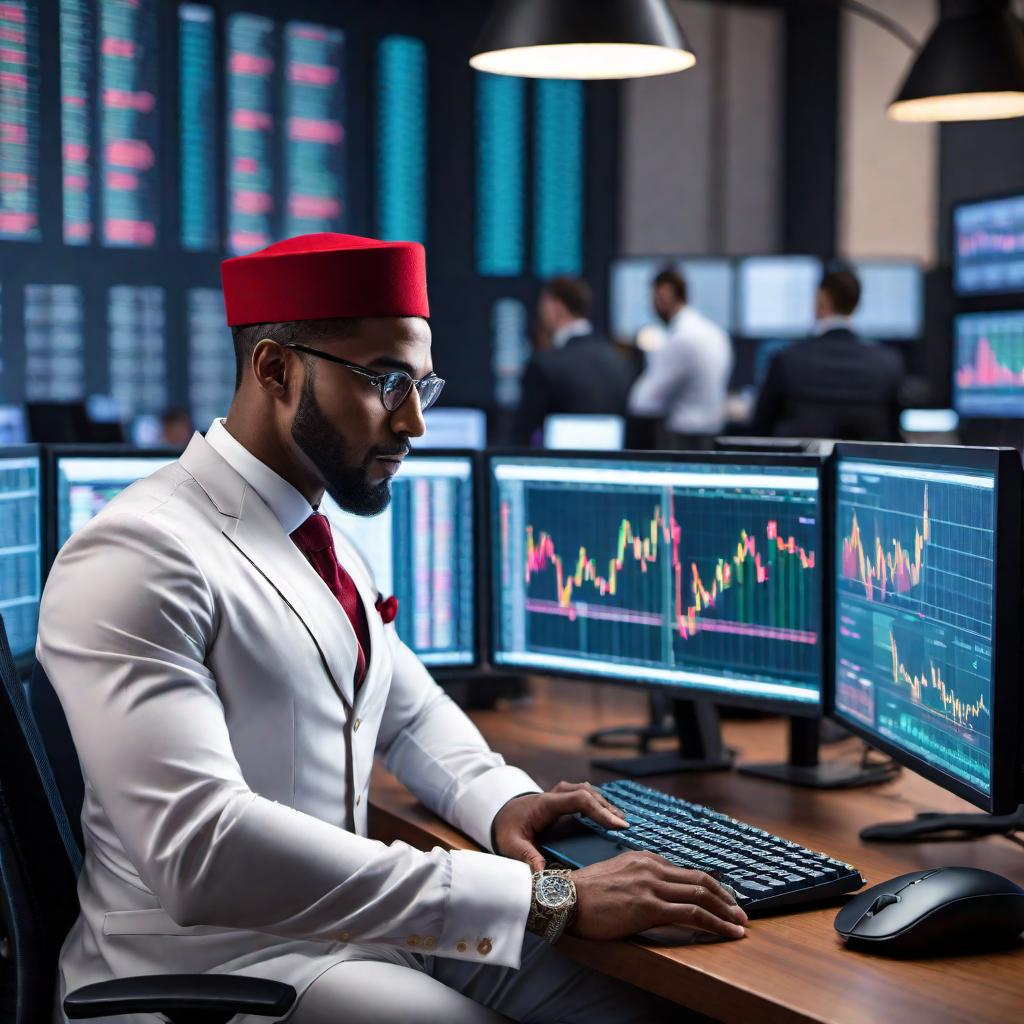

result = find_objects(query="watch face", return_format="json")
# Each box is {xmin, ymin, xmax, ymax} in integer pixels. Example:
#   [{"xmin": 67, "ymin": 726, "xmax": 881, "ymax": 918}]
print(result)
[{"xmin": 537, "ymin": 874, "xmax": 573, "ymax": 911}]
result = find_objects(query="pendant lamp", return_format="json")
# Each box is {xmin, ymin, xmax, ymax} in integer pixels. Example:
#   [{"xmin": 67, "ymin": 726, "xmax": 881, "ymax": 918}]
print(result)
[
  {"xmin": 889, "ymin": 1, "xmax": 1024, "ymax": 121},
  {"xmin": 469, "ymin": 0, "xmax": 695, "ymax": 80}
]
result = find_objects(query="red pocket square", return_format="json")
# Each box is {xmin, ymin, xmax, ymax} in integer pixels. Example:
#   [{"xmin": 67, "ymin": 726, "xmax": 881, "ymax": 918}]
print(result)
[{"xmin": 375, "ymin": 594, "xmax": 398, "ymax": 624}]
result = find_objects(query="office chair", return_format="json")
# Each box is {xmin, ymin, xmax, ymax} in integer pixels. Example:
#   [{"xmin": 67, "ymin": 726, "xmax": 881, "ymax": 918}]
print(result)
[{"xmin": 0, "ymin": 615, "xmax": 295, "ymax": 1023}]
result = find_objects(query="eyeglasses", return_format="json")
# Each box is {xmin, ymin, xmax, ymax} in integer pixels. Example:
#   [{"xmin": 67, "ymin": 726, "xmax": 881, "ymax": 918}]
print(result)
[{"xmin": 283, "ymin": 343, "xmax": 446, "ymax": 413}]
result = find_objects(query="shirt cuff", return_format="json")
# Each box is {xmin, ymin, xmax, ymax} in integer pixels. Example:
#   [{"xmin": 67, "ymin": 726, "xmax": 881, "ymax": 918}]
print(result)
[
  {"xmin": 453, "ymin": 766, "xmax": 542, "ymax": 851},
  {"xmin": 439, "ymin": 849, "xmax": 533, "ymax": 968}
]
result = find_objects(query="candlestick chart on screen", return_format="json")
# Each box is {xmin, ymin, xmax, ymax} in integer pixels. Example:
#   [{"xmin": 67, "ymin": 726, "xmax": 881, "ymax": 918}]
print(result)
[
  {"xmin": 834, "ymin": 459, "xmax": 995, "ymax": 793},
  {"xmin": 495, "ymin": 464, "xmax": 821, "ymax": 697}
]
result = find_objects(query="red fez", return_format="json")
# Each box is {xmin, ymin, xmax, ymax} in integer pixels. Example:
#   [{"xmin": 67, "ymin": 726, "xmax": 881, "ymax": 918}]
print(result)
[{"xmin": 220, "ymin": 233, "xmax": 429, "ymax": 326}]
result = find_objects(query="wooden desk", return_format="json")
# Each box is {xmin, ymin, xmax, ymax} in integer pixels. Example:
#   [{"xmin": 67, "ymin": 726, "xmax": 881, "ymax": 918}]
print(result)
[{"xmin": 371, "ymin": 679, "xmax": 1024, "ymax": 1024}]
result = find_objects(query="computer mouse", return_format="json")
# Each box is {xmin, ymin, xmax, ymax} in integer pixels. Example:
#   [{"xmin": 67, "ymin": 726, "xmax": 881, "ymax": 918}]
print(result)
[{"xmin": 834, "ymin": 867, "xmax": 1024, "ymax": 957}]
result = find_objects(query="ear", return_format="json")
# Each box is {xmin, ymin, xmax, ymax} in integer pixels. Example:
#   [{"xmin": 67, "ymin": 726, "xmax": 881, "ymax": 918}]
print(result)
[{"xmin": 251, "ymin": 339, "xmax": 297, "ymax": 399}]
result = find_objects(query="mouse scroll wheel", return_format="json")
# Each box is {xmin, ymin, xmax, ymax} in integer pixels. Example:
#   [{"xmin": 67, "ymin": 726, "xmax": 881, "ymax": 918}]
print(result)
[{"xmin": 867, "ymin": 893, "xmax": 901, "ymax": 916}]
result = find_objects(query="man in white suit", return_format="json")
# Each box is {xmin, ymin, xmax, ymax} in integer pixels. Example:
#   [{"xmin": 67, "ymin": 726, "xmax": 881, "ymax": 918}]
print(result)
[{"xmin": 38, "ymin": 234, "xmax": 746, "ymax": 1023}]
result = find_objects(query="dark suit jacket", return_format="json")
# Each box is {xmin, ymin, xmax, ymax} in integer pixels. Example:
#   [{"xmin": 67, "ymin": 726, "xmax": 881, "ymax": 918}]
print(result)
[
  {"xmin": 750, "ymin": 329, "xmax": 904, "ymax": 441},
  {"xmin": 511, "ymin": 333, "xmax": 635, "ymax": 445}
]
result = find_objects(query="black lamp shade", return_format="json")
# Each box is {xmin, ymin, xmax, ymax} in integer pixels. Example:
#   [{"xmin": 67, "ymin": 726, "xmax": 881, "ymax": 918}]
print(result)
[
  {"xmin": 470, "ymin": 0, "xmax": 695, "ymax": 79},
  {"xmin": 890, "ymin": 5, "xmax": 1024, "ymax": 121}
]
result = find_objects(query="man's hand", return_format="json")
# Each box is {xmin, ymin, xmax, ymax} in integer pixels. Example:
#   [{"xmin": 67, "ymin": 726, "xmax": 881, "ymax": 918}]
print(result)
[
  {"xmin": 492, "ymin": 781, "xmax": 628, "ymax": 872},
  {"xmin": 492, "ymin": 783, "xmax": 747, "ymax": 943},
  {"xmin": 569, "ymin": 851, "xmax": 747, "ymax": 941}
]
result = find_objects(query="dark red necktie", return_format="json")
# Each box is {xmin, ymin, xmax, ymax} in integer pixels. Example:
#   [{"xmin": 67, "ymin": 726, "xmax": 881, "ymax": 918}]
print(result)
[{"xmin": 291, "ymin": 513, "xmax": 371, "ymax": 689}]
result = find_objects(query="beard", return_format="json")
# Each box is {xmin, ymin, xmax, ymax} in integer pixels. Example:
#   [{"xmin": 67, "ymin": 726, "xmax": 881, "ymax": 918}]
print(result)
[{"xmin": 290, "ymin": 370, "xmax": 400, "ymax": 516}]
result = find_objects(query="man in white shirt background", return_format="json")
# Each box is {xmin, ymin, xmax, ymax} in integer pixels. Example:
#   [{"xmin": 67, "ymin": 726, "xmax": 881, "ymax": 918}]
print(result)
[
  {"xmin": 38, "ymin": 233, "xmax": 746, "ymax": 1024},
  {"xmin": 627, "ymin": 268, "xmax": 734, "ymax": 442}
]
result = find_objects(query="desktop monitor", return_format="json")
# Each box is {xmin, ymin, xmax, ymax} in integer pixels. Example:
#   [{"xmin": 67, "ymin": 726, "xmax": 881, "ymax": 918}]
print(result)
[
  {"xmin": 0, "ymin": 447, "xmax": 43, "ymax": 667},
  {"xmin": 488, "ymin": 451, "xmax": 823, "ymax": 712},
  {"xmin": 0, "ymin": 405, "xmax": 28, "ymax": 445},
  {"xmin": 953, "ymin": 310, "xmax": 1024, "ymax": 419},
  {"xmin": 543, "ymin": 414, "xmax": 624, "ymax": 451},
  {"xmin": 953, "ymin": 193, "xmax": 1024, "ymax": 296},
  {"xmin": 51, "ymin": 449, "xmax": 178, "ymax": 557},
  {"xmin": 830, "ymin": 443, "xmax": 1022, "ymax": 814},
  {"xmin": 321, "ymin": 452, "xmax": 478, "ymax": 669},
  {"xmin": 738, "ymin": 256, "xmax": 822, "ymax": 338},
  {"xmin": 421, "ymin": 408, "xmax": 487, "ymax": 450},
  {"xmin": 609, "ymin": 257, "xmax": 734, "ymax": 339},
  {"xmin": 849, "ymin": 261, "xmax": 923, "ymax": 340}
]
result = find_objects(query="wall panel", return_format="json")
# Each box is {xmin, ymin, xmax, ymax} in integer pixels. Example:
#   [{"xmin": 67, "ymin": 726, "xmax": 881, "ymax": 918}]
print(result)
[{"xmin": 838, "ymin": 0, "xmax": 938, "ymax": 262}]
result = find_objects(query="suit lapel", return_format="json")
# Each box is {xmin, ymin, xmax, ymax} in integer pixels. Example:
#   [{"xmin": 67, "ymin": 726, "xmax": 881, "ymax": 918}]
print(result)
[{"xmin": 179, "ymin": 435, "xmax": 357, "ymax": 709}]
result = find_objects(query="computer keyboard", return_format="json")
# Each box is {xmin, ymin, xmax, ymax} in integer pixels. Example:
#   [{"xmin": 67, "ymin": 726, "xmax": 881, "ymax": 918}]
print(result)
[{"xmin": 541, "ymin": 779, "xmax": 865, "ymax": 915}]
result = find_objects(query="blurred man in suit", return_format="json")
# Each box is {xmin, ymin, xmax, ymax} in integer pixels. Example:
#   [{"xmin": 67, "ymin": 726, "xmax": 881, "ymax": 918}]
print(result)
[
  {"xmin": 511, "ymin": 277, "xmax": 633, "ymax": 445},
  {"xmin": 750, "ymin": 268, "xmax": 904, "ymax": 440},
  {"xmin": 627, "ymin": 268, "xmax": 733, "ymax": 441}
]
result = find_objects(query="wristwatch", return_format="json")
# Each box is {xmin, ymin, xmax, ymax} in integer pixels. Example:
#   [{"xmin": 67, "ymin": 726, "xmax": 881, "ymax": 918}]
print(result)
[{"xmin": 526, "ymin": 869, "xmax": 577, "ymax": 945}]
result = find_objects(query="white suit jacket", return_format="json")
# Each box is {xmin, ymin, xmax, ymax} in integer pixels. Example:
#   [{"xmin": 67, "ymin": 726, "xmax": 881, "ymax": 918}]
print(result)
[{"xmin": 37, "ymin": 431, "xmax": 539, "ymax": 1021}]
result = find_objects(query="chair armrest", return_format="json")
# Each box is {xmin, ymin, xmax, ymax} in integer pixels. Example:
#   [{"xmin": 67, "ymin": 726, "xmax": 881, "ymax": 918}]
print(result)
[{"xmin": 63, "ymin": 973, "xmax": 296, "ymax": 1022}]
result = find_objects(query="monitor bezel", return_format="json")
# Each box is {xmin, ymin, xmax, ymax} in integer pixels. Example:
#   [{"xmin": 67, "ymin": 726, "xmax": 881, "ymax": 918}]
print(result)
[
  {"xmin": 0, "ymin": 444, "xmax": 45, "ymax": 675},
  {"xmin": 827, "ymin": 442, "xmax": 1022, "ymax": 815},
  {"xmin": 484, "ymin": 447, "xmax": 828, "ymax": 718},
  {"xmin": 950, "ymin": 308, "xmax": 1024, "ymax": 422},
  {"xmin": 952, "ymin": 191, "xmax": 1024, "ymax": 300}
]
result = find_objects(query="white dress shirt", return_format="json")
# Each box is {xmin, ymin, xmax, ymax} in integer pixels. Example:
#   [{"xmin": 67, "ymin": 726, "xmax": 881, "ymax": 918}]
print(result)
[
  {"xmin": 206, "ymin": 417, "xmax": 313, "ymax": 535},
  {"xmin": 627, "ymin": 305, "xmax": 734, "ymax": 434},
  {"xmin": 814, "ymin": 314, "xmax": 854, "ymax": 336}
]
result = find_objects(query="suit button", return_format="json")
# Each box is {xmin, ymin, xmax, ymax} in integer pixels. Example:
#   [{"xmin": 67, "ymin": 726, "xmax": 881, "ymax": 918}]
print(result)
[
  {"xmin": 353, "ymin": 718, "xmax": 361, "ymax": 731},
  {"xmin": 406, "ymin": 935, "xmax": 420, "ymax": 948},
  {"xmin": 477, "ymin": 938, "xmax": 492, "ymax": 956},
  {"xmin": 339, "ymin": 931, "xmax": 350, "ymax": 942},
  {"xmin": 423, "ymin": 936, "xmax": 437, "ymax": 951},
  {"xmin": 456, "ymin": 941, "xmax": 468, "ymax": 953}
]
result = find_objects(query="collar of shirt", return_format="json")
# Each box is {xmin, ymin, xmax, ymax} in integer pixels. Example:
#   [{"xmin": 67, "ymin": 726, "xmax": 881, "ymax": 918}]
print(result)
[
  {"xmin": 814, "ymin": 315, "xmax": 854, "ymax": 337},
  {"xmin": 667, "ymin": 306, "xmax": 691, "ymax": 335},
  {"xmin": 205, "ymin": 418, "xmax": 315, "ymax": 535},
  {"xmin": 551, "ymin": 318, "xmax": 593, "ymax": 349}
]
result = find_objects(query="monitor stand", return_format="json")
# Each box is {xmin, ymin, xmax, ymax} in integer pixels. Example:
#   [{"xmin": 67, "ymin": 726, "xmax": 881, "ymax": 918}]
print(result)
[
  {"xmin": 591, "ymin": 700, "xmax": 734, "ymax": 777},
  {"xmin": 738, "ymin": 716, "xmax": 900, "ymax": 789},
  {"xmin": 585, "ymin": 692, "xmax": 674, "ymax": 750},
  {"xmin": 860, "ymin": 805, "xmax": 1024, "ymax": 842}
]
